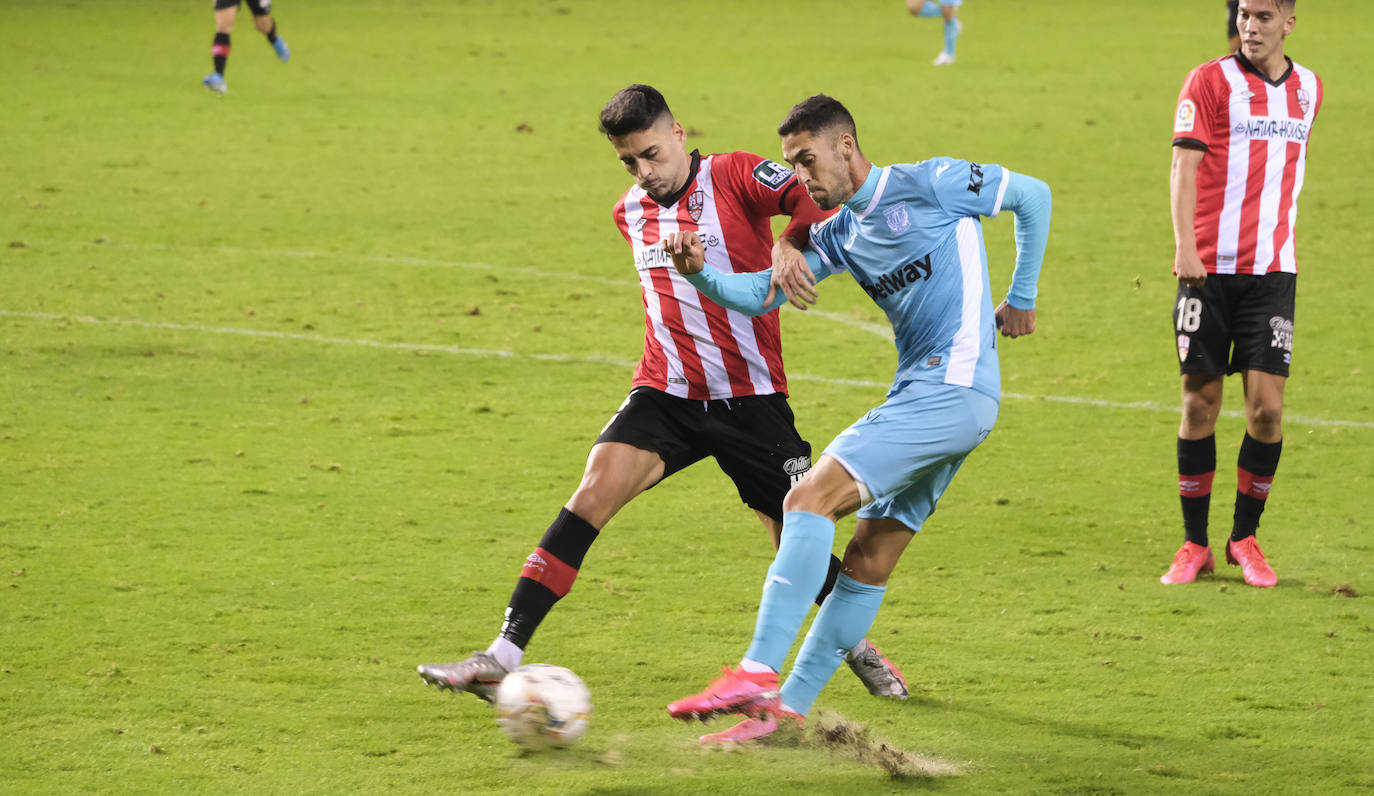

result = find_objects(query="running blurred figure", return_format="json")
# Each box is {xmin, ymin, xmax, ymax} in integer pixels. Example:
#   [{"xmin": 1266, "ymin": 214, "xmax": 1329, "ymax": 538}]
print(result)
[
  {"xmin": 906, "ymin": 0, "xmax": 963, "ymax": 65},
  {"xmin": 203, "ymin": 0, "xmax": 290, "ymax": 95}
]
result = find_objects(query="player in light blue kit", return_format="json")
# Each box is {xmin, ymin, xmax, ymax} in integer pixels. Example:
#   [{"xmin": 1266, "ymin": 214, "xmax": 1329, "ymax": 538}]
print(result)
[{"xmin": 664, "ymin": 94, "xmax": 1051, "ymax": 744}]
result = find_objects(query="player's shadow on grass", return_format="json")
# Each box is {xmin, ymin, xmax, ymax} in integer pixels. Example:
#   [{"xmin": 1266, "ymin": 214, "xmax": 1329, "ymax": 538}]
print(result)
[{"xmin": 901, "ymin": 695, "xmax": 1164, "ymax": 751}]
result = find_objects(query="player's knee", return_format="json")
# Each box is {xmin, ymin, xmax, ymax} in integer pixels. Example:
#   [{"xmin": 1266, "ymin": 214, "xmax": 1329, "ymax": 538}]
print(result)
[{"xmin": 1247, "ymin": 402, "xmax": 1283, "ymax": 432}]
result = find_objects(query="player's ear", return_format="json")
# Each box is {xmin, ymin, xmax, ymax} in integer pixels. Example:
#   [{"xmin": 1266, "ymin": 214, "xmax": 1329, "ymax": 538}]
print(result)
[{"xmin": 670, "ymin": 120, "xmax": 686, "ymax": 144}]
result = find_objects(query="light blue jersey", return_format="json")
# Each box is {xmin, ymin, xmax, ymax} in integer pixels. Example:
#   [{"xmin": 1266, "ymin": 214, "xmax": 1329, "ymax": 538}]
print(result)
[{"xmin": 806, "ymin": 160, "xmax": 1010, "ymax": 401}]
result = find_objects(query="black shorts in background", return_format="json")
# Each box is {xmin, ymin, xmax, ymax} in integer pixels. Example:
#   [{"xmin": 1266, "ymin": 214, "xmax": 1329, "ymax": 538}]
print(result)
[
  {"xmin": 595, "ymin": 387, "xmax": 811, "ymax": 522},
  {"xmin": 215, "ymin": 0, "xmax": 272, "ymax": 15},
  {"xmin": 1173, "ymin": 272, "xmax": 1295, "ymax": 378}
]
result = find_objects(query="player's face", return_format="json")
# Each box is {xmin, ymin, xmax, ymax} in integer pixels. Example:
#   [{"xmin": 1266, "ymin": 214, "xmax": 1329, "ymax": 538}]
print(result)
[
  {"xmin": 1236, "ymin": 0, "xmax": 1295, "ymax": 65},
  {"xmin": 781, "ymin": 129, "xmax": 854, "ymax": 211},
  {"xmin": 609, "ymin": 117, "xmax": 690, "ymax": 203}
]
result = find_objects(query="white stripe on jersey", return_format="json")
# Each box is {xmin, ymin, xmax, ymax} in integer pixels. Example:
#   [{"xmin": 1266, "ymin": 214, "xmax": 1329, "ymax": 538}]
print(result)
[
  {"xmin": 1251, "ymin": 79, "xmax": 1289, "ymax": 270},
  {"xmin": 1279, "ymin": 63, "xmax": 1318, "ymax": 272},
  {"xmin": 856, "ymin": 168, "xmax": 890, "ymax": 219},
  {"xmin": 945, "ymin": 217, "xmax": 986, "ymax": 388},
  {"xmin": 655, "ymin": 210, "xmax": 737, "ymax": 399},
  {"xmin": 623, "ymin": 198, "xmax": 689, "ymax": 395},
  {"xmin": 990, "ymin": 167, "xmax": 1011, "ymax": 217},
  {"xmin": 1215, "ymin": 58, "xmax": 1251, "ymax": 275},
  {"xmin": 693, "ymin": 166, "xmax": 777, "ymax": 396}
]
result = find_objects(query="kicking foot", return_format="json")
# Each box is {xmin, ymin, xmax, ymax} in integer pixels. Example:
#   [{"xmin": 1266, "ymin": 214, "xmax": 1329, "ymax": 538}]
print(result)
[
  {"xmin": 202, "ymin": 73, "xmax": 227, "ymax": 95},
  {"xmin": 667, "ymin": 666, "xmax": 778, "ymax": 721},
  {"xmin": 417, "ymin": 651, "xmax": 509, "ymax": 703},
  {"xmin": 699, "ymin": 706, "xmax": 804, "ymax": 746},
  {"xmin": 272, "ymin": 37, "xmax": 291, "ymax": 63}
]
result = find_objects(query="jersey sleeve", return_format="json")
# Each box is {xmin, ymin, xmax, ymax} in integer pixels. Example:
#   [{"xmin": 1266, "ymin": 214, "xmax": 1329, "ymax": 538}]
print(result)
[
  {"xmin": 715, "ymin": 151, "xmax": 830, "ymax": 243},
  {"xmin": 927, "ymin": 158, "xmax": 1011, "ymax": 219},
  {"xmin": 1173, "ymin": 64, "xmax": 1218, "ymax": 151},
  {"xmin": 803, "ymin": 216, "xmax": 849, "ymax": 276}
]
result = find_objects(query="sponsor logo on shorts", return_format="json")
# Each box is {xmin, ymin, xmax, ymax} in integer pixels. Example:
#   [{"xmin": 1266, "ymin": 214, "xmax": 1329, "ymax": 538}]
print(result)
[
  {"xmin": 1175, "ymin": 99, "xmax": 1196, "ymax": 133},
  {"xmin": 783, "ymin": 456, "xmax": 810, "ymax": 476},
  {"xmin": 1177, "ymin": 334, "xmax": 1191, "ymax": 362},
  {"xmin": 1269, "ymin": 316, "xmax": 1293, "ymax": 351},
  {"xmin": 927, "ymin": 356, "xmax": 942, "ymax": 366}
]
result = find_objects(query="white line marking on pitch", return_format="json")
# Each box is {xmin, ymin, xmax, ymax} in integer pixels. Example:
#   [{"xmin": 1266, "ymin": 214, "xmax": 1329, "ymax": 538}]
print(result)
[{"xmin": 4, "ymin": 310, "xmax": 1371, "ymax": 430}]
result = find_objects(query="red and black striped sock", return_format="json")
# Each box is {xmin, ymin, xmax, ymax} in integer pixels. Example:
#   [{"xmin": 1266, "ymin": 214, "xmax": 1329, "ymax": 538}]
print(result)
[
  {"xmin": 212, "ymin": 32, "xmax": 231, "ymax": 75},
  {"xmin": 498, "ymin": 508, "xmax": 600, "ymax": 650},
  {"xmin": 1233, "ymin": 433, "xmax": 1282, "ymax": 541},
  {"xmin": 1178, "ymin": 435, "xmax": 1216, "ymax": 547}
]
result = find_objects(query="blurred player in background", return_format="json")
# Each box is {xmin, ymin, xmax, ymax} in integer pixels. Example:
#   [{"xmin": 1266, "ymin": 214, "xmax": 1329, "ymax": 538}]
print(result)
[
  {"xmin": 906, "ymin": 0, "xmax": 963, "ymax": 65},
  {"xmin": 1161, "ymin": 0, "xmax": 1320, "ymax": 589},
  {"xmin": 416, "ymin": 84, "xmax": 909, "ymax": 705},
  {"xmin": 665, "ymin": 94, "xmax": 1051, "ymax": 744},
  {"xmin": 203, "ymin": 0, "xmax": 290, "ymax": 95}
]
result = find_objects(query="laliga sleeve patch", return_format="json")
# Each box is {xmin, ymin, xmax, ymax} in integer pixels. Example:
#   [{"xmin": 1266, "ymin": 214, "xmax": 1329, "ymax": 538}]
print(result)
[
  {"xmin": 752, "ymin": 160, "xmax": 793, "ymax": 191},
  {"xmin": 1174, "ymin": 99, "xmax": 1196, "ymax": 133}
]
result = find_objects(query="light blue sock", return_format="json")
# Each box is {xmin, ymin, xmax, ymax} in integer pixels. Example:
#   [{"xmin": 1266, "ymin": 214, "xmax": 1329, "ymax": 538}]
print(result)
[
  {"xmin": 743, "ymin": 511, "xmax": 835, "ymax": 672},
  {"xmin": 943, "ymin": 16, "xmax": 960, "ymax": 55},
  {"xmin": 917, "ymin": 0, "xmax": 942, "ymax": 17},
  {"xmin": 779, "ymin": 574, "xmax": 886, "ymax": 716}
]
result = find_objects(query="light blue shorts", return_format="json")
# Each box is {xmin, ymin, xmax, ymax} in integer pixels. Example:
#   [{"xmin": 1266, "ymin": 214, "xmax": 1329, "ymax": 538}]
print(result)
[{"xmin": 823, "ymin": 382, "xmax": 997, "ymax": 532}]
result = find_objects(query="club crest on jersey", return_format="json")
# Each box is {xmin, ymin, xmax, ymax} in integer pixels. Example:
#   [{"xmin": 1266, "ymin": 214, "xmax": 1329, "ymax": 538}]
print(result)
[
  {"xmin": 1297, "ymin": 89, "xmax": 1312, "ymax": 115},
  {"xmin": 687, "ymin": 190, "xmax": 704, "ymax": 222},
  {"xmin": 883, "ymin": 203, "xmax": 910, "ymax": 234},
  {"xmin": 1177, "ymin": 334, "xmax": 1190, "ymax": 362},
  {"xmin": 1175, "ymin": 99, "xmax": 1196, "ymax": 133},
  {"xmin": 752, "ymin": 160, "xmax": 793, "ymax": 190}
]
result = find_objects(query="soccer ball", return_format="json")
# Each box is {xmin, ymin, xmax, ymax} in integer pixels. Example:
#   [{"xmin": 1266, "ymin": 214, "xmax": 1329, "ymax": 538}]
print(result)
[{"xmin": 494, "ymin": 664, "xmax": 592, "ymax": 750}]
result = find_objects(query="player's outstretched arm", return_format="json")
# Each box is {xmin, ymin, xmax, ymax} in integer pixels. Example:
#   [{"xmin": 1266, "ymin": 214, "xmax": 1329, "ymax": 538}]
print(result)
[
  {"xmin": 768, "ymin": 237, "xmax": 820, "ymax": 310},
  {"xmin": 664, "ymin": 231, "xmax": 829, "ymax": 317},
  {"xmin": 995, "ymin": 171, "xmax": 1052, "ymax": 338}
]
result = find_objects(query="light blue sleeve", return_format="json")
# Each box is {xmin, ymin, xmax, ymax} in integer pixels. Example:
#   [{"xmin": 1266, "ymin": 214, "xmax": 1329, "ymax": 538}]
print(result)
[
  {"xmin": 998, "ymin": 171, "xmax": 1052, "ymax": 310},
  {"xmin": 927, "ymin": 158, "xmax": 1007, "ymax": 219},
  {"xmin": 683, "ymin": 251, "xmax": 832, "ymax": 317}
]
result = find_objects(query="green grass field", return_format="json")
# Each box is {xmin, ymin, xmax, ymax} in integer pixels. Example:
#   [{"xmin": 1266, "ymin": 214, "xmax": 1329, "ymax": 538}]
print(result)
[{"xmin": 3, "ymin": 1, "xmax": 1372, "ymax": 793}]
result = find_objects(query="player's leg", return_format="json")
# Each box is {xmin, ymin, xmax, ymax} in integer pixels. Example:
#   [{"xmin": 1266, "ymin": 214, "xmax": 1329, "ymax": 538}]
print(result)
[
  {"xmin": 419, "ymin": 389, "xmax": 689, "ymax": 699},
  {"xmin": 246, "ymin": 0, "xmax": 290, "ymax": 63},
  {"xmin": 906, "ymin": 0, "xmax": 943, "ymax": 18},
  {"xmin": 1163, "ymin": 278, "xmax": 1229, "ymax": 583},
  {"xmin": 1222, "ymin": 273, "xmax": 1292, "ymax": 587},
  {"xmin": 204, "ymin": 1, "xmax": 238, "ymax": 94},
  {"xmin": 934, "ymin": 1, "xmax": 963, "ymax": 65}
]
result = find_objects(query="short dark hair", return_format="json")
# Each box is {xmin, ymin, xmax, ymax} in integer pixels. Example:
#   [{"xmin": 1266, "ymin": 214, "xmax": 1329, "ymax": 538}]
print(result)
[
  {"xmin": 777, "ymin": 94, "xmax": 858, "ymax": 144},
  {"xmin": 598, "ymin": 84, "xmax": 673, "ymax": 137}
]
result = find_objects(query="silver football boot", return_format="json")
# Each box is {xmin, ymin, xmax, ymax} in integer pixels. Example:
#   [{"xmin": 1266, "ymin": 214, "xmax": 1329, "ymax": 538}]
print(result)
[
  {"xmin": 845, "ymin": 639, "xmax": 909, "ymax": 700},
  {"xmin": 417, "ymin": 651, "xmax": 510, "ymax": 703}
]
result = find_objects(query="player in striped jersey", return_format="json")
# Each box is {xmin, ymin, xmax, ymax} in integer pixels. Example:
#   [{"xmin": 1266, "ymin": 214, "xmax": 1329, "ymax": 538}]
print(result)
[
  {"xmin": 417, "ymin": 85, "xmax": 908, "ymax": 704},
  {"xmin": 665, "ymin": 94, "xmax": 1051, "ymax": 744},
  {"xmin": 1161, "ymin": 0, "xmax": 1320, "ymax": 589}
]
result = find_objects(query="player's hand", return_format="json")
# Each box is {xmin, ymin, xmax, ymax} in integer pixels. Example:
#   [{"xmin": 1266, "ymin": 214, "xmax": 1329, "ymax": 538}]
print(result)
[
  {"xmin": 1175, "ymin": 250, "xmax": 1208, "ymax": 287},
  {"xmin": 995, "ymin": 300, "xmax": 1036, "ymax": 338},
  {"xmin": 664, "ymin": 231, "xmax": 705, "ymax": 275},
  {"xmin": 765, "ymin": 237, "xmax": 818, "ymax": 310}
]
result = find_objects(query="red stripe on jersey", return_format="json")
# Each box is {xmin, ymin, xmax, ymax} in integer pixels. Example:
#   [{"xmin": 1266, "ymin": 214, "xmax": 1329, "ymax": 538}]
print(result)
[
  {"xmin": 1266, "ymin": 86, "xmax": 1305, "ymax": 275},
  {"xmin": 647, "ymin": 267, "xmax": 708, "ymax": 398},
  {"xmin": 1179, "ymin": 471, "xmax": 1215, "ymax": 498},
  {"xmin": 676, "ymin": 202, "xmax": 754, "ymax": 397},
  {"xmin": 520, "ymin": 547, "xmax": 578, "ymax": 597}
]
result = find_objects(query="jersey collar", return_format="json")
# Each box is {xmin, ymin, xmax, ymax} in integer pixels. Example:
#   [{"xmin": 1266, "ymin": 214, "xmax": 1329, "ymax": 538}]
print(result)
[
  {"xmin": 1234, "ymin": 51, "xmax": 1293, "ymax": 87},
  {"xmin": 654, "ymin": 149, "xmax": 702, "ymax": 208},
  {"xmin": 844, "ymin": 164, "xmax": 885, "ymax": 217}
]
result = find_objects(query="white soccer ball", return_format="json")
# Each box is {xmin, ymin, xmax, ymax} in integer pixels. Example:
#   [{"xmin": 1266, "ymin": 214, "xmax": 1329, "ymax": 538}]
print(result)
[{"xmin": 494, "ymin": 664, "xmax": 592, "ymax": 750}]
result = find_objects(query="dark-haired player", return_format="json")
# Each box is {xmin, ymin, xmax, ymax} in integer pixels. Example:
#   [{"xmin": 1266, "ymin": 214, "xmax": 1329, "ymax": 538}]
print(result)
[
  {"xmin": 666, "ymin": 93, "xmax": 1051, "ymax": 744},
  {"xmin": 1161, "ymin": 0, "xmax": 1320, "ymax": 589},
  {"xmin": 203, "ymin": 0, "xmax": 290, "ymax": 95},
  {"xmin": 417, "ymin": 84, "xmax": 909, "ymax": 703}
]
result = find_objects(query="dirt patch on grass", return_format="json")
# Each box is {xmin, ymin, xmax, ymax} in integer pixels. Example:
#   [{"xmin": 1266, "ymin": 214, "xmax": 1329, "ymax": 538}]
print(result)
[{"xmin": 811, "ymin": 710, "xmax": 962, "ymax": 778}]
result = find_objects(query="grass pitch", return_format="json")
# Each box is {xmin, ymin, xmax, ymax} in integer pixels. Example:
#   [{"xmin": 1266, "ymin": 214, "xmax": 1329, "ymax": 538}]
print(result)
[{"xmin": 3, "ymin": 1, "xmax": 1372, "ymax": 793}]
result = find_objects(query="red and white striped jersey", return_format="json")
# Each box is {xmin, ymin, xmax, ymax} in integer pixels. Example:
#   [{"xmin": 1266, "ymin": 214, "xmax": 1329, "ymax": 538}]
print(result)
[
  {"xmin": 612, "ymin": 150, "xmax": 827, "ymax": 400},
  {"xmin": 1173, "ymin": 53, "xmax": 1322, "ymax": 275}
]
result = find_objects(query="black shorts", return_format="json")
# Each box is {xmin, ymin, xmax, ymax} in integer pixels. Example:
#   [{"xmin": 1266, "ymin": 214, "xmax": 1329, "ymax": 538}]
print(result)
[
  {"xmin": 1173, "ymin": 272, "xmax": 1295, "ymax": 378},
  {"xmin": 215, "ymin": 0, "xmax": 272, "ymax": 15},
  {"xmin": 1226, "ymin": 0, "xmax": 1239, "ymax": 39},
  {"xmin": 595, "ymin": 387, "xmax": 811, "ymax": 522}
]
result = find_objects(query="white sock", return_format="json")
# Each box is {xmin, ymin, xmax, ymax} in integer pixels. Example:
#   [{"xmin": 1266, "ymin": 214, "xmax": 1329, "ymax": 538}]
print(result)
[
  {"xmin": 486, "ymin": 637, "xmax": 524, "ymax": 672},
  {"xmin": 738, "ymin": 657, "xmax": 776, "ymax": 674}
]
